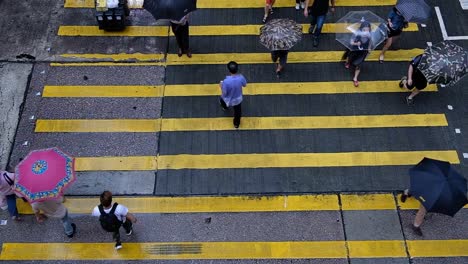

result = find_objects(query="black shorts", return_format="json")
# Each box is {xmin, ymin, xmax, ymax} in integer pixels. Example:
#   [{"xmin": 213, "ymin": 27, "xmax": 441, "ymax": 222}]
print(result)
[
  {"xmin": 271, "ymin": 50, "xmax": 288, "ymax": 66},
  {"xmin": 387, "ymin": 25, "xmax": 402, "ymax": 38}
]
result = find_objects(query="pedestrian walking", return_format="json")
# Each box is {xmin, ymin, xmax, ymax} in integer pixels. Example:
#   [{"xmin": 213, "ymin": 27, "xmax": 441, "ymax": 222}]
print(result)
[
  {"xmin": 219, "ymin": 61, "xmax": 247, "ymax": 129},
  {"xmin": 0, "ymin": 170, "xmax": 22, "ymax": 221},
  {"xmin": 92, "ymin": 191, "xmax": 137, "ymax": 250},
  {"xmin": 31, "ymin": 196, "xmax": 76, "ymax": 238},
  {"xmin": 343, "ymin": 21, "xmax": 372, "ymax": 87},
  {"xmin": 400, "ymin": 189, "xmax": 426, "ymax": 236},
  {"xmin": 399, "ymin": 54, "xmax": 427, "ymax": 105},
  {"xmin": 303, "ymin": 0, "xmax": 335, "ymax": 47},
  {"xmin": 263, "ymin": 0, "xmax": 275, "ymax": 23},
  {"xmin": 271, "ymin": 50, "xmax": 289, "ymax": 77},
  {"xmin": 295, "ymin": 0, "xmax": 305, "ymax": 10},
  {"xmin": 379, "ymin": 7, "xmax": 408, "ymax": 63},
  {"xmin": 171, "ymin": 14, "xmax": 191, "ymax": 58}
]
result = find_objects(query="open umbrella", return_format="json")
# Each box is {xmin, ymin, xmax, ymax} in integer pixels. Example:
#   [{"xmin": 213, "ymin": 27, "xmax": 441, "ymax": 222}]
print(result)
[
  {"xmin": 417, "ymin": 41, "xmax": 468, "ymax": 86},
  {"xmin": 143, "ymin": 0, "xmax": 197, "ymax": 21},
  {"xmin": 396, "ymin": 0, "xmax": 431, "ymax": 24},
  {"xmin": 335, "ymin": 11, "xmax": 387, "ymax": 51},
  {"xmin": 409, "ymin": 157, "xmax": 467, "ymax": 217},
  {"xmin": 260, "ymin": 19, "xmax": 302, "ymax": 51},
  {"xmin": 14, "ymin": 147, "xmax": 76, "ymax": 203}
]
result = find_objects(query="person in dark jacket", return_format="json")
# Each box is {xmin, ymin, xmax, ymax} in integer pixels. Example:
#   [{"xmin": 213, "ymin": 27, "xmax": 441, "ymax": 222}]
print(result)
[
  {"xmin": 379, "ymin": 7, "xmax": 408, "ymax": 63},
  {"xmin": 304, "ymin": 0, "xmax": 335, "ymax": 47}
]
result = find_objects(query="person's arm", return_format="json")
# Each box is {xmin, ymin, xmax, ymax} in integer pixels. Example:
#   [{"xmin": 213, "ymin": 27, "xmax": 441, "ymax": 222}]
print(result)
[
  {"xmin": 330, "ymin": 0, "xmax": 335, "ymax": 13},
  {"xmin": 407, "ymin": 64, "xmax": 414, "ymax": 86},
  {"xmin": 303, "ymin": 0, "xmax": 310, "ymax": 17},
  {"xmin": 126, "ymin": 212, "xmax": 137, "ymax": 223},
  {"xmin": 387, "ymin": 10, "xmax": 395, "ymax": 29}
]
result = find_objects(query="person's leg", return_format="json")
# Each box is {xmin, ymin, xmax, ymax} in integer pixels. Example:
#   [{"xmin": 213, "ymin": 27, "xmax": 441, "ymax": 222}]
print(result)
[
  {"xmin": 122, "ymin": 220, "xmax": 133, "ymax": 235},
  {"xmin": 379, "ymin": 37, "xmax": 393, "ymax": 62},
  {"xmin": 61, "ymin": 210, "xmax": 75, "ymax": 237},
  {"xmin": 181, "ymin": 23, "xmax": 191, "ymax": 57},
  {"xmin": 353, "ymin": 66, "xmax": 361, "ymax": 86},
  {"xmin": 233, "ymin": 103, "xmax": 242, "ymax": 128},
  {"xmin": 6, "ymin": 194, "xmax": 19, "ymax": 219},
  {"xmin": 406, "ymin": 88, "xmax": 420, "ymax": 105},
  {"xmin": 171, "ymin": 23, "xmax": 183, "ymax": 56},
  {"xmin": 314, "ymin": 15, "xmax": 326, "ymax": 38},
  {"xmin": 309, "ymin": 15, "xmax": 317, "ymax": 34},
  {"xmin": 219, "ymin": 97, "xmax": 228, "ymax": 110},
  {"xmin": 263, "ymin": 2, "xmax": 270, "ymax": 23},
  {"xmin": 412, "ymin": 204, "xmax": 426, "ymax": 236},
  {"xmin": 278, "ymin": 52, "xmax": 288, "ymax": 71}
]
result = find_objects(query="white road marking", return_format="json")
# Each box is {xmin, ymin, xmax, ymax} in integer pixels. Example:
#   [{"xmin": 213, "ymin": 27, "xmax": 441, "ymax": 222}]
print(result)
[
  {"xmin": 447, "ymin": 105, "xmax": 453, "ymax": 110},
  {"xmin": 455, "ymin": 128, "xmax": 461, "ymax": 134},
  {"xmin": 435, "ymin": 6, "xmax": 468, "ymax": 40}
]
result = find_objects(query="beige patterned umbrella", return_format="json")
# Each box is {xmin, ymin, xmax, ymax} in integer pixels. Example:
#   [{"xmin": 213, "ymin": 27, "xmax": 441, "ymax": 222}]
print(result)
[{"xmin": 260, "ymin": 19, "xmax": 302, "ymax": 51}]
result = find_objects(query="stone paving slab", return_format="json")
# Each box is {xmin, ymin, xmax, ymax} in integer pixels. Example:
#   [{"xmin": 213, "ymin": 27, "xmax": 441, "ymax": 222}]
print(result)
[{"xmin": 343, "ymin": 210, "xmax": 404, "ymax": 241}]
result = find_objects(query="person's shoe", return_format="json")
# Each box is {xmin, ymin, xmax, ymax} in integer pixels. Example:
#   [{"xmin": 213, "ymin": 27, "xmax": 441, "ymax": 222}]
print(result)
[
  {"xmin": 115, "ymin": 241, "xmax": 123, "ymax": 250},
  {"xmin": 12, "ymin": 216, "xmax": 23, "ymax": 222},
  {"xmin": 234, "ymin": 125, "xmax": 239, "ymax": 129},
  {"xmin": 399, "ymin": 76, "xmax": 407, "ymax": 88},
  {"xmin": 400, "ymin": 194, "xmax": 408, "ymax": 203},
  {"xmin": 344, "ymin": 62, "xmax": 350, "ymax": 69},
  {"xmin": 406, "ymin": 96, "xmax": 414, "ymax": 105},
  {"xmin": 379, "ymin": 54, "xmax": 384, "ymax": 64},
  {"xmin": 269, "ymin": 8, "xmax": 273, "ymax": 14},
  {"xmin": 177, "ymin": 49, "xmax": 183, "ymax": 57},
  {"xmin": 412, "ymin": 225, "xmax": 423, "ymax": 236},
  {"xmin": 295, "ymin": 3, "xmax": 300, "ymax": 10},
  {"xmin": 276, "ymin": 70, "xmax": 281, "ymax": 78},
  {"xmin": 126, "ymin": 228, "xmax": 133, "ymax": 236},
  {"xmin": 308, "ymin": 25, "xmax": 315, "ymax": 34},
  {"xmin": 300, "ymin": 2, "xmax": 305, "ymax": 9},
  {"xmin": 262, "ymin": 15, "xmax": 267, "ymax": 23},
  {"xmin": 186, "ymin": 50, "xmax": 192, "ymax": 58},
  {"xmin": 313, "ymin": 37, "xmax": 319, "ymax": 47},
  {"xmin": 67, "ymin": 223, "xmax": 76, "ymax": 238}
]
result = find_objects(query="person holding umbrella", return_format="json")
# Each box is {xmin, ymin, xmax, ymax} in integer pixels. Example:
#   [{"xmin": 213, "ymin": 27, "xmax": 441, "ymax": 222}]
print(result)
[
  {"xmin": 343, "ymin": 21, "xmax": 372, "ymax": 87},
  {"xmin": 379, "ymin": 7, "xmax": 408, "ymax": 63},
  {"xmin": 400, "ymin": 158, "xmax": 468, "ymax": 236},
  {"xmin": 31, "ymin": 196, "xmax": 77, "ymax": 238},
  {"xmin": 171, "ymin": 14, "xmax": 191, "ymax": 58},
  {"xmin": 399, "ymin": 54, "xmax": 427, "ymax": 105}
]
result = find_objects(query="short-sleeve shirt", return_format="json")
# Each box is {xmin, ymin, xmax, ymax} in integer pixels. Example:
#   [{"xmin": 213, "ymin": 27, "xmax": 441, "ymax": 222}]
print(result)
[
  {"xmin": 409, "ymin": 55, "xmax": 428, "ymax": 90},
  {"xmin": 310, "ymin": 0, "xmax": 330, "ymax": 16},
  {"xmin": 221, "ymin": 74, "xmax": 247, "ymax": 107},
  {"xmin": 92, "ymin": 203, "xmax": 129, "ymax": 222}
]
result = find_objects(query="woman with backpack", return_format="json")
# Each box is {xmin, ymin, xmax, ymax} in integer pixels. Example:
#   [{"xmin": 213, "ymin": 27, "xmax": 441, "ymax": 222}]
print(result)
[{"xmin": 92, "ymin": 191, "xmax": 137, "ymax": 250}]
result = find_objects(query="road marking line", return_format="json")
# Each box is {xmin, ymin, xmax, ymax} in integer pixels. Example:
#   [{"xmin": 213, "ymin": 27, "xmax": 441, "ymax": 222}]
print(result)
[
  {"xmin": 64, "ymin": 0, "xmax": 403, "ymax": 8},
  {"xmin": 341, "ymin": 194, "xmax": 396, "ymax": 210},
  {"xmin": 58, "ymin": 24, "xmax": 418, "ymax": 37},
  {"xmin": 2, "ymin": 240, "xmax": 466, "ymax": 260},
  {"xmin": 35, "ymin": 114, "xmax": 448, "ymax": 133},
  {"xmin": 60, "ymin": 53, "xmax": 165, "ymax": 61},
  {"xmin": 43, "ymin": 82, "xmax": 438, "ymax": 97},
  {"xmin": 17, "ymin": 195, "xmax": 340, "ymax": 214},
  {"xmin": 50, "ymin": 62, "xmax": 165, "ymax": 66},
  {"xmin": 76, "ymin": 156, "xmax": 157, "ymax": 171},
  {"xmin": 52, "ymin": 49, "xmax": 423, "ymax": 65},
  {"xmin": 156, "ymin": 151, "xmax": 459, "ymax": 170},
  {"xmin": 435, "ymin": 6, "xmax": 468, "ymax": 40}
]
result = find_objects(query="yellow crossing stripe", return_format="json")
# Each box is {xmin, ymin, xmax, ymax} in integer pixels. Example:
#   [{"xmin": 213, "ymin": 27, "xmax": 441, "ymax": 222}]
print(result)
[
  {"xmin": 165, "ymin": 49, "xmax": 424, "ymax": 65},
  {"xmin": 58, "ymin": 24, "xmax": 418, "ymax": 37},
  {"xmin": 17, "ymin": 194, "xmax": 340, "ymax": 214},
  {"xmin": 2, "ymin": 240, "xmax": 467, "ymax": 260},
  {"xmin": 157, "ymin": 151, "xmax": 460, "ymax": 170},
  {"xmin": 70, "ymin": 151, "xmax": 459, "ymax": 171},
  {"xmin": 60, "ymin": 52, "xmax": 165, "ymax": 61},
  {"xmin": 54, "ymin": 49, "xmax": 424, "ymax": 65},
  {"xmin": 65, "ymin": 0, "xmax": 403, "ymax": 8},
  {"xmin": 35, "ymin": 114, "xmax": 448, "ymax": 132},
  {"xmin": 43, "ymin": 82, "xmax": 438, "ymax": 97},
  {"xmin": 16, "ymin": 194, "xmax": 468, "ymax": 214}
]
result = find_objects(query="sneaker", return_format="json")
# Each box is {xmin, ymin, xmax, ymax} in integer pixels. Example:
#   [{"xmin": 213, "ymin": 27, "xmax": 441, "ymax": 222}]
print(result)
[
  {"xmin": 406, "ymin": 96, "xmax": 414, "ymax": 105},
  {"xmin": 399, "ymin": 76, "xmax": 407, "ymax": 88},
  {"xmin": 295, "ymin": 3, "xmax": 300, "ymax": 10},
  {"xmin": 126, "ymin": 228, "xmax": 133, "ymax": 236},
  {"xmin": 67, "ymin": 223, "xmax": 76, "ymax": 238},
  {"xmin": 115, "ymin": 242, "xmax": 123, "ymax": 250},
  {"xmin": 234, "ymin": 125, "xmax": 239, "ymax": 129},
  {"xmin": 313, "ymin": 37, "xmax": 319, "ymax": 47},
  {"xmin": 412, "ymin": 225, "xmax": 423, "ymax": 236},
  {"xmin": 300, "ymin": 2, "xmax": 305, "ymax": 9}
]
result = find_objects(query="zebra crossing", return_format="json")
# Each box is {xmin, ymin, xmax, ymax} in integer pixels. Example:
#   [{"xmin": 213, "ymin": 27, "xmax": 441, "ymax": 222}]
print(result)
[{"xmin": 2, "ymin": 0, "xmax": 467, "ymax": 262}]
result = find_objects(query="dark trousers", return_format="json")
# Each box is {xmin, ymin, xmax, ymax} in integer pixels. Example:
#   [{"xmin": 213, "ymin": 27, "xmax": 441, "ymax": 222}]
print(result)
[
  {"xmin": 6, "ymin": 194, "xmax": 18, "ymax": 218},
  {"xmin": 296, "ymin": 0, "xmax": 304, "ymax": 3},
  {"xmin": 219, "ymin": 97, "xmax": 242, "ymax": 127},
  {"xmin": 112, "ymin": 220, "xmax": 133, "ymax": 243},
  {"xmin": 171, "ymin": 22, "xmax": 190, "ymax": 52}
]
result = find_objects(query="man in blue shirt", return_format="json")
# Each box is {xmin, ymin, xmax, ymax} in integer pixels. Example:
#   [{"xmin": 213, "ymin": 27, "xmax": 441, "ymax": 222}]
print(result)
[{"xmin": 219, "ymin": 61, "xmax": 247, "ymax": 129}]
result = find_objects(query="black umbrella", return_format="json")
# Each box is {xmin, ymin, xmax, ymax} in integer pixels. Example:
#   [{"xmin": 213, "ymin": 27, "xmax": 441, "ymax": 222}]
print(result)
[
  {"xmin": 417, "ymin": 41, "xmax": 468, "ymax": 86},
  {"xmin": 143, "ymin": 0, "xmax": 197, "ymax": 21},
  {"xmin": 396, "ymin": 0, "xmax": 431, "ymax": 24},
  {"xmin": 409, "ymin": 157, "xmax": 467, "ymax": 217}
]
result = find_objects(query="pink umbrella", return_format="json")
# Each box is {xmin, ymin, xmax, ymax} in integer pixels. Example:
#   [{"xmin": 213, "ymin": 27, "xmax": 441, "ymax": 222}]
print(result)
[{"xmin": 14, "ymin": 147, "xmax": 76, "ymax": 203}]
